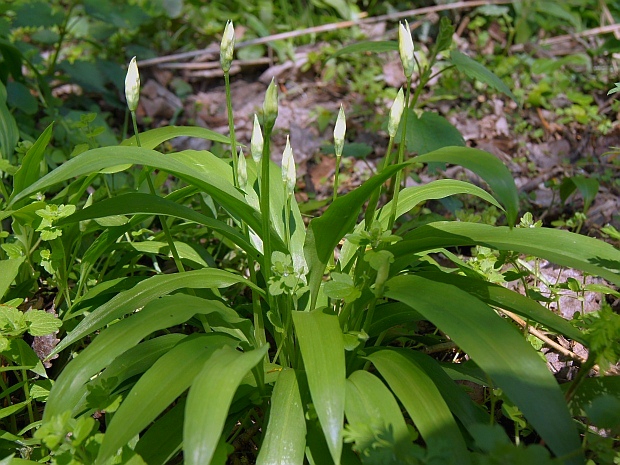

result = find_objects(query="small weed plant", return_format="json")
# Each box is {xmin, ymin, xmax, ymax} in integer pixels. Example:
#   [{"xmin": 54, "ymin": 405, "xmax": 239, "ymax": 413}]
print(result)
[{"xmin": 0, "ymin": 17, "xmax": 619, "ymax": 465}]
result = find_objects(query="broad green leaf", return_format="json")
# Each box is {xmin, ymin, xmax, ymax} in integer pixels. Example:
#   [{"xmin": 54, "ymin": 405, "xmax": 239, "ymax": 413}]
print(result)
[
  {"xmin": 293, "ymin": 309, "xmax": 345, "ymax": 464},
  {"xmin": 389, "ymin": 221, "xmax": 620, "ymax": 286},
  {"xmin": 341, "ymin": 179, "xmax": 504, "ymax": 267},
  {"xmin": 373, "ymin": 349, "xmax": 490, "ymax": 429},
  {"xmin": 304, "ymin": 163, "xmax": 406, "ymax": 307},
  {"xmin": 345, "ymin": 370, "xmax": 415, "ymax": 461},
  {"xmin": 11, "ymin": 123, "xmax": 53, "ymax": 197},
  {"xmin": 52, "ymin": 268, "xmax": 262, "ymax": 355},
  {"xmin": 435, "ymin": 17, "xmax": 454, "ymax": 53},
  {"xmin": 0, "ymin": 256, "xmax": 25, "ymax": 299},
  {"xmin": 24, "ymin": 309, "xmax": 61, "ymax": 336},
  {"xmin": 414, "ymin": 271, "xmax": 585, "ymax": 343},
  {"xmin": 329, "ymin": 41, "xmax": 397, "ymax": 60},
  {"xmin": 257, "ymin": 368, "xmax": 306, "ymax": 465},
  {"xmin": 0, "ymin": 81, "xmax": 19, "ymax": 160},
  {"xmin": 7, "ymin": 147, "xmax": 281, "ymax": 248},
  {"xmin": 134, "ymin": 399, "xmax": 185, "ymax": 465},
  {"xmin": 184, "ymin": 344, "xmax": 269, "ymax": 465},
  {"xmin": 96, "ymin": 334, "xmax": 236, "ymax": 464},
  {"xmin": 0, "ymin": 400, "xmax": 29, "ymax": 420},
  {"xmin": 559, "ymin": 175, "xmax": 599, "ymax": 212},
  {"xmin": 121, "ymin": 126, "xmax": 230, "ymax": 148},
  {"xmin": 403, "ymin": 110, "xmax": 465, "ymax": 155},
  {"xmin": 44, "ymin": 295, "xmax": 242, "ymax": 420},
  {"xmin": 564, "ymin": 376, "xmax": 620, "ymax": 418},
  {"xmin": 449, "ymin": 50, "xmax": 516, "ymax": 101},
  {"xmin": 411, "ymin": 147, "xmax": 519, "ymax": 227},
  {"xmin": 368, "ymin": 302, "xmax": 423, "ymax": 336},
  {"xmin": 127, "ymin": 241, "xmax": 208, "ymax": 268},
  {"xmin": 80, "ymin": 334, "xmax": 186, "ymax": 413},
  {"xmin": 60, "ymin": 192, "xmax": 259, "ymax": 261},
  {"xmin": 384, "ymin": 275, "xmax": 583, "ymax": 464},
  {"xmin": 366, "ymin": 350, "xmax": 470, "ymax": 464}
]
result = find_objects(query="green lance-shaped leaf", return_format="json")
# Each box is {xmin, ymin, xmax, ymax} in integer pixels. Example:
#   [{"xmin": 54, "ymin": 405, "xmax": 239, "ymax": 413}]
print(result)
[
  {"xmin": 389, "ymin": 221, "xmax": 620, "ymax": 287},
  {"xmin": 345, "ymin": 370, "xmax": 415, "ymax": 461},
  {"xmin": 384, "ymin": 274, "xmax": 583, "ymax": 464},
  {"xmin": 340, "ymin": 179, "xmax": 503, "ymax": 268},
  {"xmin": 366, "ymin": 350, "xmax": 470, "ymax": 464},
  {"xmin": 59, "ymin": 192, "xmax": 260, "ymax": 264},
  {"xmin": 304, "ymin": 163, "xmax": 406, "ymax": 307},
  {"xmin": 51, "ymin": 270, "xmax": 261, "ymax": 356},
  {"xmin": 0, "ymin": 256, "xmax": 25, "ymax": 300},
  {"xmin": 121, "ymin": 125, "xmax": 230, "ymax": 148},
  {"xmin": 11, "ymin": 122, "xmax": 53, "ymax": 198},
  {"xmin": 411, "ymin": 146, "xmax": 519, "ymax": 227},
  {"xmin": 44, "ymin": 295, "xmax": 237, "ymax": 420},
  {"xmin": 7, "ymin": 146, "xmax": 280, "ymax": 246},
  {"xmin": 0, "ymin": 80, "xmax": 19, "ymax": 161},
  {"xmin": 257, "ymin": 368, "xmax": 306, "ymax": 465},
  {"xmin": 414, "ymin": 271, "xmax": 585, "ymax": 344},
  {"xmin": 184, "ymin": 344, "xmax": 269, "ymax": 465},
  {"xmin": 292, "ymin": 309, "xmax": 345, "ymax": 465},
  {"xmin": 96, "ymin": 334, "xmax": 237, "ymax": 464},
  {"xmin": 134, "ymin": 398, "xmax": 186, "ymax": 465},
  {"xmin": 449, "ymin": 50, "xmax": 517, "ymax": 101}
]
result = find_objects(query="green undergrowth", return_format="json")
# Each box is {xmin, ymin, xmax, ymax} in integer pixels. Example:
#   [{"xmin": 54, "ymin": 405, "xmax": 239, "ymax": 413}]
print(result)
[{"xmin": 0, "ymin": 9, "xmax": 619, "ymax": 465}]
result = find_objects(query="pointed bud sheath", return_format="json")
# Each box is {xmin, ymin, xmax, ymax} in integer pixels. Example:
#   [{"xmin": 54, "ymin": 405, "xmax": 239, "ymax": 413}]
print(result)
[
  {"xmin": 388, "ymin": 88, "xmax": 405, "ymax": 138},
  {"xmin": 398, "ymin": 21, "xmax": 415, "ymax": 78},
  {"xmin": 125, "ymin": 57, "xmax": 140, "ymax": 112},
  {"xmin": 251, "ymin": 114, "xmax": 263, "ymax": 163},
  {"xmin": 220, "ymin": 20, "xmax": 235, "ymax": 73},
  {"xmin": 281, "ymin": 136, "xmax": 296, "ymax": 195},
  {"xmin": 263, "ymin": 78, "xmax": 278, "ymax": 131},
  {"xmin": 334, "ymin": 105, "xmax": 346, "ymax": 158},
  {"xmin": 237, "ymin": 148, "xmax": 248, "ymax": 189}
]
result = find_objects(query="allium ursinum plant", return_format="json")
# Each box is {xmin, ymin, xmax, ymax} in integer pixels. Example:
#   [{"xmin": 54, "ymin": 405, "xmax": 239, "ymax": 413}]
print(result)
[{"xmin": 3, "ymin": 18, "xmax": 618, "ymax": 465}]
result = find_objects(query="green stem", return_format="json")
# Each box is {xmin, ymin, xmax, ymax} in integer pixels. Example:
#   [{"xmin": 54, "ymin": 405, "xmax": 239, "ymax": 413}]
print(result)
[
  {"xmin": 333, "ymin": 155, "xmax": 342, "ymax": 202},
  {"xmin": 260, "ymin": 130, "xmax": 273, "ymax": 306},
  {"xmin": 224, "ymin": 72, "xmax": 239, "ymax": 188},
  {"xmin": 365, "ymin": 136, "xmax": 395, "ymax": 229},
  {"xmin": 46, "ymin": 1, "xmax": 77, "ymax": 77},
  {"xmin": 388, "ymin": 78, "xmax": 412, "ymax": 230},
  {"xmin": 131, "ymin": 112, "xmax": 186, "ymax": 275}
]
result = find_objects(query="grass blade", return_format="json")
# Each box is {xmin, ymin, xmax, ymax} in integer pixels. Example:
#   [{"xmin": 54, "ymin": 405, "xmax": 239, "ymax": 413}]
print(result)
[
  {"xmin": 292, "ymin": 309, "xmax": 345, "ymax": 464},
  {"xmin": 385, "ymin": 274, "xmax": 583, "ymax": 463},
  {"xmin": 184, "ymin": 344, "xmax": 269, "ymax": 465}
]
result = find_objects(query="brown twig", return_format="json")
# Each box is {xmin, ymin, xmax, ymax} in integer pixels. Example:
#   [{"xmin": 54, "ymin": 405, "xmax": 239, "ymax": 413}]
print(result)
[
  {"xmin": 138, "ymin": 0, "xmax": 513, "ymax": 68},
  {"xmin": 510, "ymin": 24, "xmax": 620, "ymax": 52}
]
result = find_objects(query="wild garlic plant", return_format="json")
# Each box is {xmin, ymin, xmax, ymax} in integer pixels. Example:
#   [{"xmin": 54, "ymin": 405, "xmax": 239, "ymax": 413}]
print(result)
[{"xmin": 4, "ymin": 18, "xmax": 619, "ymax": 465}]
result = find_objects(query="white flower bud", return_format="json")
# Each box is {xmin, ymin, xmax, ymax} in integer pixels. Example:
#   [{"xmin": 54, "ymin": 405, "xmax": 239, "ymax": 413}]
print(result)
[
  {"xmin": 398, "ymin": 20, "xmax": 415, "ymax": 78},
  {"xmin": 237, "ymin": 148, "xmax": 247, "ymax": 189},
  {"xmin": 281, "ymin": 136, "xmax": 296, "ymax": 195},
  {"xmin": 334, "ymin": 104, "xmax": 346, "ymax": 158},
  {"xmin": 263, "ymin": 78, "xmax": 278, "ymax": 130},
  {"xmin": 125, "ymin": 57, "xmax": 140, "ymax": 112},
  {"xmin": 251, "ymin": 114, "xmax": 263, "ymax": 164},
  {"xmin": 388, "ymin": 88, "xmax": 405, "ymax": 138},
  {"xmin": 220, "ymin": 20, "xmax": 235, "ymax": 73}
]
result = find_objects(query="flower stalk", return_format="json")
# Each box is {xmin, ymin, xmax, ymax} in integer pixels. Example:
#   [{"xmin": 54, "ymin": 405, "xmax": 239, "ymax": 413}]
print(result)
[
  {"xmin": 221, "ymin": 21, "xmax": 239, "ymax": 187},
  {"xmin": 333, "ymin": 104, "xmax": 346, "ymax": 202}
]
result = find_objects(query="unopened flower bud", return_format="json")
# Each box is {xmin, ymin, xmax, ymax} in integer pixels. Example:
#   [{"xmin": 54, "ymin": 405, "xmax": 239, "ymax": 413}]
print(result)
[
  {"xmin": 388, "ymin": 88, "xmax": 405, "ymax": 138},
  {"xmin": 237, "ymin": 148, "xmax": 247, "ymax": 189},
  {"xmin": 398, "ymin": 21, "xmax": 415, "ymax": 78},
  {"xmin": 281, "ymin": 136, "xmax": 296, "ymax": 195},
  {"xmin": 125, "ymin": 57, "xmax": 140, "ymax": 112},
  {"xmin": 251, "ymin": 114, "xmax": 263, "ymax": 163},
  {"xmin": 220, "ymin": 20, "xmax": 235, "ymax": 73},
  {"xmin": 263, "ymin": 78, "xmax": 278, "ymax": 131},
  {"xmin": 334, "ymin": 104, "xmax": 346, "ymax": 158}
]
